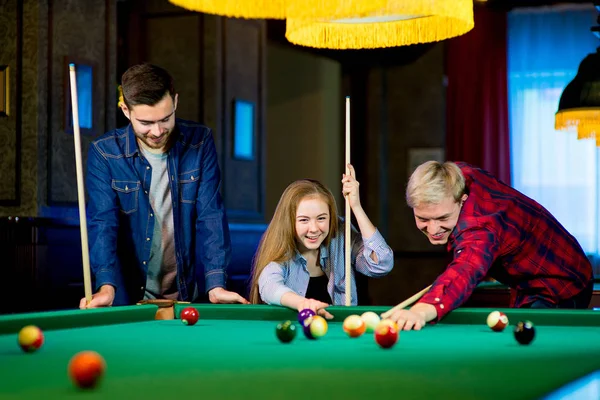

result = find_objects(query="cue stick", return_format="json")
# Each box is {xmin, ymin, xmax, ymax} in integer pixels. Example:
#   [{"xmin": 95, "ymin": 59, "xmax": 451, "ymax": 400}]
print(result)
[
  {"xmin": 345, "ymin": 96, "xmax": 351, "ymax": 307},
  {"xmin": 380, "ymin": 284, "xmax": 432, "ymax": 319},
  {"xmin": 69, "ymin": 63, "xmax": 93, "ymax": 305}
]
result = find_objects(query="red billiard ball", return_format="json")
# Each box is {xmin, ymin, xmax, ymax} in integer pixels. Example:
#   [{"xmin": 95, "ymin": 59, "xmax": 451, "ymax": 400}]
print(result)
[
  {"xmin": 486, "ymin": 311, "xmax": 509, "ymax": 332},
  {"xmin": 68, "ymin": 351, "xmax": 106, "ymax": 389},
  {"xmin": 18, "ymin": 325, "xmax": 44, "ymax": 353},
  {"xmin": 374, "ymin": 323, "xmax": 399, "ymax": 349},
  {"xmin": 180, "ymin": 307, "xmax": 199, "ymax": 326}
]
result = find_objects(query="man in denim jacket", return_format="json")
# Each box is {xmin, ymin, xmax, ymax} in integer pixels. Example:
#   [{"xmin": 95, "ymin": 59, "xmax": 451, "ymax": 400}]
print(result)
[{"xmin": 79, "ymin": 63, "xmax": 249, "ymax": 308}]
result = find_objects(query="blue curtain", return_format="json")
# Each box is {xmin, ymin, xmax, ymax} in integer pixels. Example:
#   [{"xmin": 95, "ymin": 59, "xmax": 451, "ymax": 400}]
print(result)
[{"xmin": 507, "ymin": 5, "xmax": 600, "ymax": 273}]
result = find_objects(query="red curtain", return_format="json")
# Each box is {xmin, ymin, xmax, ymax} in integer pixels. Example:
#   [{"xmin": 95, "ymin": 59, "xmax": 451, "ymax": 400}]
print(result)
[{"xmin": 445, "ymin": 7, "xmax": 511, "ymax": 185}]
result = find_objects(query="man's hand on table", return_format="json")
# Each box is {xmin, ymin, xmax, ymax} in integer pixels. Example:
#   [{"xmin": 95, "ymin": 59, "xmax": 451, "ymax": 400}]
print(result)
[
  {"xmin": 79, "ymin": 285, "xmax": 115, "ymax": 309},
  {"xmin": 208, "ymin": 287, "xmax": 250, "ymax": 304},
  {"xmin": 386, "ymin": 303, "xmax": 437, "ymax": 331}
]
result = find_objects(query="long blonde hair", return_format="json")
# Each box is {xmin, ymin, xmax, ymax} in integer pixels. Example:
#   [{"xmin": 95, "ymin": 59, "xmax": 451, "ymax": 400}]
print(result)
[{"xmin": 249, "ymin": 179, "xmax": 339, "ymax": 304}]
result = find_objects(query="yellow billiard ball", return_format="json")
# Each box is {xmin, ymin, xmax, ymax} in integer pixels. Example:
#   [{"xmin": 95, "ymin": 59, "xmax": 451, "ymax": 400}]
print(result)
[
  {"xmin": 18, "ymin": 325, "xmax": 44, "ymax": 353},
  {"xmin": 303, "ymin": 315, "xmax": 328, "ymax": 339}
]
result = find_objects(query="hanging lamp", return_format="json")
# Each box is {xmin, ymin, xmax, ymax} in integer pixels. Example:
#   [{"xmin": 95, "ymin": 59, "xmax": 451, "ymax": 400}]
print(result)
[
  {"xmin": 554, "ymin": 3, "xmax": 600, "ymax": 146},
  {"xmin": 555, "ymin": 49, "xmax": 600, "ymax": 146},
  {"xmin": 285, "ymin": 0, "xmax": 474, "ymax": 49},
  {"xmin": 167, "ymin": 0, "xmax": 286, "ymax": 19}
]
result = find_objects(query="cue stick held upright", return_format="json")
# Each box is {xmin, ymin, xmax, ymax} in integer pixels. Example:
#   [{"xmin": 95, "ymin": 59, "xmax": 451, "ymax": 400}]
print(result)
[
  {"xmin": 345, "ymin": 96, "xmax": 351, "ymax": 306},
  {"xmin": 69, "ymin": 63, "xmax": 93, "ymax": 305}
]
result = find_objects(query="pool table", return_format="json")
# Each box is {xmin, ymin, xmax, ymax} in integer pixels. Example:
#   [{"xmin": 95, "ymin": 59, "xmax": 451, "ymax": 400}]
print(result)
[{"xmin": 0, "ymin": 304, "xmax": 599, "ymax": 399}]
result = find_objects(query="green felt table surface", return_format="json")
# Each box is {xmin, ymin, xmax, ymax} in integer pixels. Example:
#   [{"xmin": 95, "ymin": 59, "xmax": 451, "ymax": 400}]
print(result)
[{"xmin": 0, "ymin": 304, "xmax": 599, "ymax": 400}]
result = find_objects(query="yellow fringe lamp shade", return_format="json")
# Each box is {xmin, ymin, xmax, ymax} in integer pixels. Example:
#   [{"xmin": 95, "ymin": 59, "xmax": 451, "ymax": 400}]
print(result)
[
  {"xmin": 555, "ymin": 48, "xmax": 600, "ymax": 146},
  {"xmin": 167, "ymin": 0, "xmax": 286, "ymax": 19},
  {"xmin": 285, "ymin": 0, "xmax": 474, "ymax": 49}
]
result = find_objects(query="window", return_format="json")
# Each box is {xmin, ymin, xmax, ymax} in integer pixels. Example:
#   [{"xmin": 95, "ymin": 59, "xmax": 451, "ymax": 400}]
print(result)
[{"xmin": 507, "ymin": 5, "xmax": 600, "ymax": 275}]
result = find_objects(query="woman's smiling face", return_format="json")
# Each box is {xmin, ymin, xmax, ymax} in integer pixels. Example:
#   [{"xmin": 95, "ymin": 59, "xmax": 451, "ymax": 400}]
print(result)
[{"xmin": 295, "ymin": 196, "xmax": 330, "ymax": 255}]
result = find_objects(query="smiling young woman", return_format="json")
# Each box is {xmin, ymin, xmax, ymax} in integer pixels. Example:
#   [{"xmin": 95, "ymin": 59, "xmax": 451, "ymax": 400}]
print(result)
[{"xmin": 249, "ymin": 169, "xmax": 394, "ymax": 319}]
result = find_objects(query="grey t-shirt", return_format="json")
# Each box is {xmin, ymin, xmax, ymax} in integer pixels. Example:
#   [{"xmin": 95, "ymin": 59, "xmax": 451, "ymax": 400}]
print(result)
[{"xmin": 140, "ymin": 147, "xmax": 178, "ymax": 300}]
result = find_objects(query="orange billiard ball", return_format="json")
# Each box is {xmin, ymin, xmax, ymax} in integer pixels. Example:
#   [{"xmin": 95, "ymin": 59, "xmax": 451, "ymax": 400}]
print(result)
[
  {"xmin": 18, "ymin": 325, "xmax": 44, "ymax": 353},
  {"xmin": 180, "ymin": 307, "xmax": 199, "ymax": 326},
  {"xmin": 343, "ymin": 315, "xmax": 367, "ymax": 338},
  {"xmin": 68, "ymin": 351, "xmax": 106, "ymax": 389}
]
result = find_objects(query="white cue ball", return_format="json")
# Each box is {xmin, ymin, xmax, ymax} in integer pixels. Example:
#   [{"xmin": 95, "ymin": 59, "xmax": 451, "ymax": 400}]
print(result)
[
  {"xmin": 361, "ymin": 311, "xmax": 381, "ymax": 333},
  {"xmin": 486, "ymin": 311, "xmax": 509, "ymax": 332}
]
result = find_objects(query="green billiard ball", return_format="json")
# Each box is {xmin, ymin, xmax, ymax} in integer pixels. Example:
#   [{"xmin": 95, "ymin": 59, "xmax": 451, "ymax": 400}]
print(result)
[{"xmin": 276, "ymin": 320, "xmax": 297, "ymax": 343}]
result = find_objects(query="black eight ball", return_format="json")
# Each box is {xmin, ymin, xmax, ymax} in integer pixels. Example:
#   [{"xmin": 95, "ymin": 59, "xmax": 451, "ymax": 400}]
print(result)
[{"xmin": 514, "ymin": 320, "xmax": 535, "ymax": 345}]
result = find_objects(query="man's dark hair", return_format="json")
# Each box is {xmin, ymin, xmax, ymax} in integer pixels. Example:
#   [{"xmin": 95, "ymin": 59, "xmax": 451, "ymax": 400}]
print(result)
[{"xmin": 121, "ymin": 63, "xmax": 175, "ymax": 108}]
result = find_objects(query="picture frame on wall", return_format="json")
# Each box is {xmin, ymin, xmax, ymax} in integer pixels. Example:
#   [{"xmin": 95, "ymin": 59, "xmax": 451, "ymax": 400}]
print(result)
[
  {"xmin": 0, "ymin": 65, "xmax": 9, "ymax": 117},
  {"xmin": 407, "ymin": 147, "xmax": 445, "ymax": 179}
]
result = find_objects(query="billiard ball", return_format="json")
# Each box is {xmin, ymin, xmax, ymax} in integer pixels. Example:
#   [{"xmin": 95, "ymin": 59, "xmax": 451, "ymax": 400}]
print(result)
[
  {"xmin": 298, "ymin": 308, "xmax": 316, "ymax": 325},
  {"xmin": 486, "ymin": 311, "xmax": 509, "ymax": 332},
  {"xmin": 18, "ymin": 325, "xmax": 44, "ymax": 353},
  {"xmin": 68, "ymin": 351, "xmax": 106, "ymax": 389},
  {"xmin": 343, "ymin": 315, "xmax": 366, "ymax": 338},
  {"xmin": 374, "ymin": 323, "xmax": 399, "ymax": 349},
  {"xmin": 377, "ymin": 319, "xmax": 399, "ymax": 331},
  {"xmin": 275, "ymin": 320, "xmax": 297, "ymax": 343},
  {"xmin": 514, "ymin": 320, "xmax": 535, "ymax": 345},
  {"xmin": 361, "ymin": 311, "xmax": 381, "ymax": 333},
  {"xmin": 180, "ymin": 307, "xmax": 199, "ymax": 326},
  {"xmin": 302, "ymin": 315, "xmax": 328, "ymax": 339}
]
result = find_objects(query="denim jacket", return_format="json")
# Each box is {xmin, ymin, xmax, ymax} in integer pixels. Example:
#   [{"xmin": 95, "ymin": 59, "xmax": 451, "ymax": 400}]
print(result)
[{"xmin": 86, "ymin": 118, "xmax": 231, "ymax": 305}]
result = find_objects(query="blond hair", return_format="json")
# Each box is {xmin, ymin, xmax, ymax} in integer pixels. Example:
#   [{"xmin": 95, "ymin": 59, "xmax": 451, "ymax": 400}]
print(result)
[
  {"xmin": 406, "ymin": 161, "xmax": 465, "ymax": 208},
  {"xmin": 249, "ymin": 179, "xmax": 339, "ymax": 304}
]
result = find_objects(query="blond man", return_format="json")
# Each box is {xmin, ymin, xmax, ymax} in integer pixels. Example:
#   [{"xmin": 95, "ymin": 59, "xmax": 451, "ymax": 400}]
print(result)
[{"xmin": 388, "ymin": 161, "xmax": 593, "ymax": 330}]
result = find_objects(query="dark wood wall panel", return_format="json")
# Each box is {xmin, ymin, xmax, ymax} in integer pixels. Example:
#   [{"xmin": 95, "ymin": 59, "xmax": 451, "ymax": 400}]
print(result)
[
  {"xmin": 222, "ymin": 19, "xmax": 265, "ymax": 222},
  {"xmin": 145, "ymin": 15, "xmax": 203, "ymax": 123},
  {"xmin": 48, "ymin": 0, "xmax": 111, "ymax": 205},
  {"xmin": 0, "ymin": 0, "xmax": 21, "ymax": 206},
  {"xmin": 201, "ymin": 16, "xmax": 224, "ymax": 163}
]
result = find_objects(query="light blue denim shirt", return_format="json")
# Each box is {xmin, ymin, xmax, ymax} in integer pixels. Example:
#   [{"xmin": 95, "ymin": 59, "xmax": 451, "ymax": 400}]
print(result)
[{"xmin": 258, "ymin": 219, "xmax": 394, "ymax": 306}]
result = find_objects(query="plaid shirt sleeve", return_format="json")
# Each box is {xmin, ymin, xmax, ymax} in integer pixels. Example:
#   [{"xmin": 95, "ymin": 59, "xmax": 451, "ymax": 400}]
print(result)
[{"xmin": 419, "ymin": 226, "xmax": 501, "ymax": 321}]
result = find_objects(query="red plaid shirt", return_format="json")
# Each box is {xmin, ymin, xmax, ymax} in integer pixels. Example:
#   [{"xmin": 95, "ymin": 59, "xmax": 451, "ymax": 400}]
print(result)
[{"xmin": 419, "ymin": 162, "xmax": 593, "ymax": 321}]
